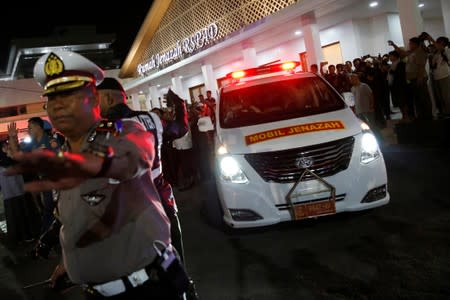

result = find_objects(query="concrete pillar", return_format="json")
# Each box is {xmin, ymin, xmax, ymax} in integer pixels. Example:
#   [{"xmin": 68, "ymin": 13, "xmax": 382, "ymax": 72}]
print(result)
[
  {"xmin": 371, "ymin": 14, "xmax": 392, "ymax": 56},
  {"xmin": 242, "ymin": 48, "xmax": 258, "ymax": 68},
  {"xmin": 145, "ymin": 92, "xmax": 152, "ymax": 111},
  {"xmin": 301, "ymin": 11, "xmax": 323, "ymax": 70},
  {"xmin": 130, "ymin": 93, "xmax": 140, "ymax": 111},
  {"xmin": 396, "ymin": 0, "xmax": 423, "ymax": 47},
  {"xmin": 149, "ymin": 86, "xmax": 160, "ymax": 108},
  {"xmin": 171, "ymin": 76, "xmax": 185, "ymax": 100},
  {"xmin": 441, "ymin": 0, "xmax": 450, "ymax": 37},
  {"xmin": 201, "ymin": 64, "xmax": 219, "ymax": 96}
]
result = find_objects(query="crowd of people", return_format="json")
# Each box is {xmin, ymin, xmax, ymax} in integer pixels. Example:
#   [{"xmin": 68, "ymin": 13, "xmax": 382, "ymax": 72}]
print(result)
[
  {"xmin": 313, "ymin": 32, "xmax": 450, "ymax": 132},
  {"xmin": 158, "ymin": 90, "xmax": 217, "ymax": 192}
]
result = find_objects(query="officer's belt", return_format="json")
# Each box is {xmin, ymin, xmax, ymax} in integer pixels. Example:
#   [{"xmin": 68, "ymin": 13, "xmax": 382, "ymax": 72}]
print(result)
[{"xmin": 87, "ymin": 263, "xmax": 159, "ymax": 297}]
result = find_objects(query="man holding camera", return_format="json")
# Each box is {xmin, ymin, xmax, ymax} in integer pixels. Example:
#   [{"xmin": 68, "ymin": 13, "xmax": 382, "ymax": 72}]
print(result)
[{"xmin": 388, "ymin": 35, "xmax": 432, "ymax": 120}]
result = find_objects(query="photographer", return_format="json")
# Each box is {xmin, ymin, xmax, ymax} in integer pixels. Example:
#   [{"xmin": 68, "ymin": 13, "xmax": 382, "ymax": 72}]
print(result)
[
  {"xmin": 422, "ymin": 33, "xmax": 450, "ymax": 117},
  {"xmin": 388, "ymin": 36, "xmax": 432, "ymax": 120}
]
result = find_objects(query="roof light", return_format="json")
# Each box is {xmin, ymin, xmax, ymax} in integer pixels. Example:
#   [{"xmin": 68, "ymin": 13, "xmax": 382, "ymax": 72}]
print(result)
[
  {"xmin": 281, "ymin": 61, "xmax": 297, "ymax": 70},
  {"xmin": 225, "ymin": 61, "xmax": 301, "ymax": 81},
  {"xmin": 231, "ymin": 70, "xmax": 246, "ymax": 79},
  {"xmin": 369, "ymin": 1, "xmax": 378, "ymax": 7},
  {"xmin": 418, "ymin": 3, "xmax": 424, "ymax": 8}
]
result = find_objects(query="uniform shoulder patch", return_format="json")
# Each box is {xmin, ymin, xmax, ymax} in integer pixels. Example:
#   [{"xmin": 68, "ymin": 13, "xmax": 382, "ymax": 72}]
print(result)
[
  {"xmin": 95, "ymin": 120, "xmax": 123, "ymax": 136},
  {"xmin": 87, "ymin": 120, "xmax": 123, "ymax": 143}
]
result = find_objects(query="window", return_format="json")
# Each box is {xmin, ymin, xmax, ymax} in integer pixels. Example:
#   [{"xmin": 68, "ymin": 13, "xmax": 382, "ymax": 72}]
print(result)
[{"xmin": 220, "ymin": 76, "xmax": 345, "ymax": 128}]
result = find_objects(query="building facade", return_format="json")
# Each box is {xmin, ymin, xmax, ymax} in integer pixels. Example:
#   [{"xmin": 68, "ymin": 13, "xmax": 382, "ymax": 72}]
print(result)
[{"xmin": 121, "ymin": 0, "xmax": 449, "ymax": 109}]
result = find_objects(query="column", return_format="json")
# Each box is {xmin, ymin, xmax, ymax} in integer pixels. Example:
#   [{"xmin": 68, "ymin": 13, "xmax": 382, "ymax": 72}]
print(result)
[
  {"xmin": 149, "ymin": 86, "xmax": 160, "ymax": 108},
  {"xmin": 171, "ymin": 76, "xmax": 185, "ymax": 99},
  {"xmin": 130, "ymin": 93, "xmax": 140, "ymax": 111},
  {"xmin": 242, "ymin": 47, "xmax": 258, "ymax": 68},
  {"xmin": 201, "ymin": 64, "xmax": 219, "ymax": 96},
  {"xmin": 301, "ymin": 11, "xmax": 323, "ymax": 70},
  {"xmin": 145, "ymin": 93, "xmax": 152, "ymax": 111},
  {"xmin": 442, "ymin": 0, "xmax": 450, "ymax": 37},
  {"xmin": 396, "ymin": 0, "xmax": 423, "ymax": 47}
]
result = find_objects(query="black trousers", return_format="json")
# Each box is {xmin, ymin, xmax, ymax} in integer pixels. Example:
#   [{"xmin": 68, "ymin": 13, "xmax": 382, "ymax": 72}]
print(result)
[
  {"xmin": 40, "ymin": 190, "xmax": 55, "ymax": 234},
  {"xmin": 84, "ymin": 279, "xmax": 183, "ymax": 300},
  {"xmin": 3, "ymin": 195, "xmax": 34, "ymax": 243}
]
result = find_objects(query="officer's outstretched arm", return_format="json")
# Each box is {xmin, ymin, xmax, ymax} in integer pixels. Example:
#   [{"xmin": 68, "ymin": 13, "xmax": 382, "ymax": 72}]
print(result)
[{"xmin": 6, "ymin": 121, "xmax": 155, "ymax": 192}]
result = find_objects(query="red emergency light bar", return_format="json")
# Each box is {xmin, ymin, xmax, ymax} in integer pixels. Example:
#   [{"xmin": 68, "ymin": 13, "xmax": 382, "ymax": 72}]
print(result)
[{"xmin": 227, "ymin": 61, "xmax": 300, "ymax": 79}]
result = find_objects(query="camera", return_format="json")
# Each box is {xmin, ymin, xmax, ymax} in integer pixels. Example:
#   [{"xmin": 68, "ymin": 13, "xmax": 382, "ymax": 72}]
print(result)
[{"xmin": 418, "ymin": 32, "xmax": 429, "ymax": 41}]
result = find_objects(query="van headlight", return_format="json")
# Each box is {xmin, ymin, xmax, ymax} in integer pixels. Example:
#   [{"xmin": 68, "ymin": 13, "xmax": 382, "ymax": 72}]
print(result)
[
  {"xmin": 360, "ymin": 133, "xmax": 380, "ymax": 164},
  {"xmin": 219, "ymin": 156, "xmax": 249, "ymax": 184}
]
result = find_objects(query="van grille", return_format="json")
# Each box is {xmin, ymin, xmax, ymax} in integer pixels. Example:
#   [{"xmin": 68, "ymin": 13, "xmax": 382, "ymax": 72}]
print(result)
[{"xmin": 244, "ymin": 136, "xmax": 355, "ymax": 183}]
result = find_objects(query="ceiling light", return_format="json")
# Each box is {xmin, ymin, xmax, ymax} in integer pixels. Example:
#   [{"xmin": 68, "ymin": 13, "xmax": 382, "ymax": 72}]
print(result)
[
  {"xmin": 179, "ymin": 75, "xmax": 183, "ymax": 78},
  {"xmin": 139, "ymin": 90, "xmax": 143, "ymax": 94},
  {"xmin": 294, "ymin": 30, "xmax": 302, "ymax": 35},
  {"xmin": 369, "ymin": 1, "xmax": 378, "ymax": 7},
  {"xmin": 418, "ymin": 3, "xmax": 424, "ymax": 8},
  {"xmin": 157, "ymin": 84, "xmax": 161, "ymax": 87}
]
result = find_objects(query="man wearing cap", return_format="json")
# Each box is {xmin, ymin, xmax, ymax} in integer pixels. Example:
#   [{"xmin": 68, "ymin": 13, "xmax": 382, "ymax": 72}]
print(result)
[
  {"xmin": 97, "ymin": 79, "xmax": 199, "ymax": 299},
  {"xmin": 96, "ymin": 78, "xmax": 188, "ymax": 260},
  {"xmin": 7, "ymin": 50, "xmax": 188, "ymax": 299}
]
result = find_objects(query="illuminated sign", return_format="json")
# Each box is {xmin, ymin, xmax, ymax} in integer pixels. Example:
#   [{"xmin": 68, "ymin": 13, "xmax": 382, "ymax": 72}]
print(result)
[
  {"xmin": 245, "ymin": 121, "xmax": 346, "ymax": 145},
  {"xmin": 137, "ymin": 23, "xmax": 219, "ymax": 76}
]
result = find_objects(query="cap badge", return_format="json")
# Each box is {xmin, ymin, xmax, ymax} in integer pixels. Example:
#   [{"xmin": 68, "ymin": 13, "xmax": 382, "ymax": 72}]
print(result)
[{"xmin": 44, "ymin": 53, "xmax": 65, "ymax": 77}]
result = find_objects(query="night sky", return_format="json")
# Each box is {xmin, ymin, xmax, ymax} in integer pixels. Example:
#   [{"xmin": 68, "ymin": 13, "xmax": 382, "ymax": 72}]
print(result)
[{"xmin": 0, "ymin": 1, "xmax": 154, "ymax": 73}]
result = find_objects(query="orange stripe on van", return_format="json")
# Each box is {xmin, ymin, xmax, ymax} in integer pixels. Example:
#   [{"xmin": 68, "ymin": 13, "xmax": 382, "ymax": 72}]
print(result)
[{"xmin": 245, "ymin": 120, "xmax": 345, "ymax": 145}]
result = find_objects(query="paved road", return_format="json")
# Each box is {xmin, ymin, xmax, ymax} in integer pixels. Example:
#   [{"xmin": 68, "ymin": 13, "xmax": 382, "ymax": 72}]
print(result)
[{"xmin": 1, "ymin": 144, "xmax": 449, "ymax": 299}]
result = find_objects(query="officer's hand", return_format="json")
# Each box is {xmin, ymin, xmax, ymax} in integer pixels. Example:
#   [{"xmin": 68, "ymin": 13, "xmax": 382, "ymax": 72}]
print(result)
[
  {"xmin": 49, "ymin": 264, "xmax": 66, "ymax": 289},
  {"xmin": 5, "ymin": 150, "xmax": 104, "ymax": 192}
]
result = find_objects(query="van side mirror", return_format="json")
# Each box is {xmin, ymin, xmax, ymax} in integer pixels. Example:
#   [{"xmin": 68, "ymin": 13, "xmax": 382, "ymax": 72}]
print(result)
[{"xmin": 342, "ymin": 92, "xmax": 355, "ymax": 107}]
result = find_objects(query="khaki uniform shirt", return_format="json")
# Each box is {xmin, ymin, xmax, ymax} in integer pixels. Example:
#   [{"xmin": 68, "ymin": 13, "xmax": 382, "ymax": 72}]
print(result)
[
  {"xmin": 58, "ymin": 119, "xmax": 170, "ymax": 284},
  {"xmin": 405, "ymin": 47, "xmax": 428, "ymax": 81}
]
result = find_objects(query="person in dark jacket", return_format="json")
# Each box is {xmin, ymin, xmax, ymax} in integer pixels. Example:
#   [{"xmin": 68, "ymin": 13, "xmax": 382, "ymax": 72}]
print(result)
[
  {"xmin": 97, "ymin": 79, "xmax": 199, "ymax": 299},
  {"xmin": 97, "ymin": 78, "xmax": 188, "ymax": 262},
  {"xmin": 388, "ymin": 50, "xmax": 409, "ymax": 121}
]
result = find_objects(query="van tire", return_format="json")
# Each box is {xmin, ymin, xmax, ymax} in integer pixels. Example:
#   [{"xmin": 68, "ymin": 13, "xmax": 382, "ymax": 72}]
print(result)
[{"xmin": 201, "ymin": 180, "xmax": 225, "ymax": 229}]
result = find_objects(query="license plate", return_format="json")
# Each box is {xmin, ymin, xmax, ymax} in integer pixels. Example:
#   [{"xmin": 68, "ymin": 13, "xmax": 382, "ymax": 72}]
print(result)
[{"xmin": 293, "ymin": 199, "xmax": 336, "ymax": 220}]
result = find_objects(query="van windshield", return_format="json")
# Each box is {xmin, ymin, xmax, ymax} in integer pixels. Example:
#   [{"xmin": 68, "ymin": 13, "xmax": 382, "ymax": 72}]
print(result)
[{"xmin": 219, "ymin": 77, "xmax": 346, "ymax": 128}]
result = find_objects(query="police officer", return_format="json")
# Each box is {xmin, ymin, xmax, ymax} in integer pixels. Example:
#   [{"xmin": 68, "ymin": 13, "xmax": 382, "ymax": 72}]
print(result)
[
  {"xmin": 97, "ymin": 78, "xmax": 199, "ymax": 300},
  {"xmin": 7, "ymin": 50, "xmax": 188, "ymax": 299},
  {"xmin": 7, "ymin": 117, "xmax": 61, "ymax": 235},
  {"xmin": 96, "ymin": 78, "xmax": 187, "ymax": 262}
]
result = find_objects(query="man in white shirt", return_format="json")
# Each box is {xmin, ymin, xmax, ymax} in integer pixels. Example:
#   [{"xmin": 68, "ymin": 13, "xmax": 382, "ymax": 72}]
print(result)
[{"xmin": 350, "ymin": 73, "xmax": 375, "ymax": 127}]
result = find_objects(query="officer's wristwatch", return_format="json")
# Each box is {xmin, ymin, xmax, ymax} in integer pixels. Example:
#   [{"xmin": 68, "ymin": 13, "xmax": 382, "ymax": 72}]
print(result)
[{"xmin": 85, "ymin": 144, "xmax": 115, "ymax": 177}]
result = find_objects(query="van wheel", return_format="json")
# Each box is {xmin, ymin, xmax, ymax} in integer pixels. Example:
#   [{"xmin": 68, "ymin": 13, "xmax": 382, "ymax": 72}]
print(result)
[{"xmin": 200, "ymin": 180, "xmax": 225, "ymax": 229}]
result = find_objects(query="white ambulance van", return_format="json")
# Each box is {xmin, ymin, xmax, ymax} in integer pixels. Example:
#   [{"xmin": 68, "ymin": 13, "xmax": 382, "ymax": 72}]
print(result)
[{"xmin": 213, "ymin": 61, "xmax": 389, "ymax": 228}]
